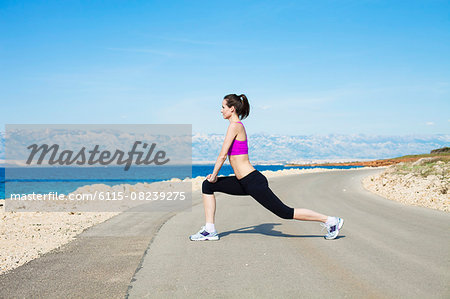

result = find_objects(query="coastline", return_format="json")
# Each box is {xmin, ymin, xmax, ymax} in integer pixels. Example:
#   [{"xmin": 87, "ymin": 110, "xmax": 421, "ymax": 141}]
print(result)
[
  {"xmin": 0, "ymin": 165, "xmax": 373, "ymax": 275},
  {"xmin": 286, "ymin": 155, "xmax": 450, "ymax": 167}
]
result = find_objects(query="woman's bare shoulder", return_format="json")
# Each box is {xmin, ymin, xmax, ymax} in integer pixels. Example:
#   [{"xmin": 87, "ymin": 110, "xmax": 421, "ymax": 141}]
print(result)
[{"xmin": 227, "ymin": 122, "xmax": 242, "ymax": 130}]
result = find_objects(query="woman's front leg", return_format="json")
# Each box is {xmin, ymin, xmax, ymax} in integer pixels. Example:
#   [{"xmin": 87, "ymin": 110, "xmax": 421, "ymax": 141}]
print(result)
[
  {"xmin": 293, "ymin": 208, "xmax": 328, "ymax": 222},
  {"xmin": 203, "ymin": 193, "xmax": 216, "ymax": 223}
]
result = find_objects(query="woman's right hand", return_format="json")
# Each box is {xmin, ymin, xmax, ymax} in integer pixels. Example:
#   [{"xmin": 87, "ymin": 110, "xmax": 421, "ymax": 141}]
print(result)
[{"xmin": 206, "ymin": 173, "xmax": 217, "ymax": 183}]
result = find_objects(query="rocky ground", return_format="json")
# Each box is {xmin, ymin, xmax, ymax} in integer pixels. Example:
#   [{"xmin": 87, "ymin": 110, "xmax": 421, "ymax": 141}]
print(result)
[
  {"xmin": 362, "ymin": 157, "xmax": 449, "ymax": 212},
  {"xmin": 0, "ymin": 209, "xmax": 119, "ymax": 275}
]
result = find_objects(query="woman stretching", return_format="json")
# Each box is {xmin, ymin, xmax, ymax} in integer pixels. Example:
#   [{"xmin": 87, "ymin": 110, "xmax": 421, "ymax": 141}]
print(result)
[{"xmin": 190, "ymin": 94, "xmax": 344, "ymax": 241}]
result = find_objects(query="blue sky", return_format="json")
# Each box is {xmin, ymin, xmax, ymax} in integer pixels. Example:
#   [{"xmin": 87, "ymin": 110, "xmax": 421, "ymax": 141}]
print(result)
[{"xmin": 1, "ymin": 0, "xmax": 449, "ymax": 136}]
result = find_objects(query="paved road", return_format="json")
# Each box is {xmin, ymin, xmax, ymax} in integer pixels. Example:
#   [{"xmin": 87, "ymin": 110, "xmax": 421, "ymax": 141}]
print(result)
[
  {"xmin": 127, "ymin": 168, "xmax": 449, "ymax": 298},
  {"xmin": 1, "ymin": 168, "xmax": 449, "ymax": 298}
]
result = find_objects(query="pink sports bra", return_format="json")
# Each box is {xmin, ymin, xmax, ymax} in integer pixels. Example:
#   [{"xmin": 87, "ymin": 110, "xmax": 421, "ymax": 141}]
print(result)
[{"xmin": 228, "ymin": 121, "xmax": 248, "ymax": 156}]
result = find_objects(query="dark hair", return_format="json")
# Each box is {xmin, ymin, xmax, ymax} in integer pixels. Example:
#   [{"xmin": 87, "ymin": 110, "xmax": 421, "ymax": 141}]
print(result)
[{"xmin": 224, "ymin": 94, "xmax": 250, "ymax": 120}]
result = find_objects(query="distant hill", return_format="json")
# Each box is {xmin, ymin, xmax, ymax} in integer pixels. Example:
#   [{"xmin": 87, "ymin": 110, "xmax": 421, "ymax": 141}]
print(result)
[{"xmin": 431, "ymin": 147, "xmax": 450, "ymax": 154}]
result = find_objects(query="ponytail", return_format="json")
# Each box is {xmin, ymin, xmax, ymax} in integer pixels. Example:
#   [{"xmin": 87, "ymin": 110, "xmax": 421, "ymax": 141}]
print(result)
[{"xmin": 224, "ymin": 94, "xmax": 251, "ymax": 120}]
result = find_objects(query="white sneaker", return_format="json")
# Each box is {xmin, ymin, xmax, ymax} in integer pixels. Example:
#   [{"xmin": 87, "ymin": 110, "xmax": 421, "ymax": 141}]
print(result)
[
  {"xmin": 189, "ymin": 226, "xmax": 219, "ymax": 241},
  {"xmin": 321, "ymin": 217, "xmax": 344, "ymax": 240}
]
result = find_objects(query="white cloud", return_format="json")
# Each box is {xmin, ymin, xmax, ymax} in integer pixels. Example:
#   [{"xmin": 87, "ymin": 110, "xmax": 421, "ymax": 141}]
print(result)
[{"xmin": 426, "ymin": 122, "xmax": 435, "ymax": 126}]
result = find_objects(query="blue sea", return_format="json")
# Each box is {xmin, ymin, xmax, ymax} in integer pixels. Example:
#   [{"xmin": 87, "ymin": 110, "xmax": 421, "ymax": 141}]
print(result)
[{"xmin": 0, "ymin": 164, "xmax": 363, "ymax": 199}]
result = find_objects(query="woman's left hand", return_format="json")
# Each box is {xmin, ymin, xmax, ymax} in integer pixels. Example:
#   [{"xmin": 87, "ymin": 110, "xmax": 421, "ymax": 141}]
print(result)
[{"xmin": 207, "ymin": 174, "xmax": 218, "ymax": 183}]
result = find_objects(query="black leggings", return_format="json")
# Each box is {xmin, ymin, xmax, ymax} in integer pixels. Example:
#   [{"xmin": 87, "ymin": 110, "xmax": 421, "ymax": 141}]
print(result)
[{"xmin": 202, "ymin": 170, "xmax": 295, "ymax": 219}]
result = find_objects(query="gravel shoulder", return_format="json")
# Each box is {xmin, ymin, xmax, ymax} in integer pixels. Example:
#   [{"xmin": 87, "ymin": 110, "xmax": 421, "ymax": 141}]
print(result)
[{"xmin": 362, "ymin": 157, "xmax": 449, "ymax": 212}]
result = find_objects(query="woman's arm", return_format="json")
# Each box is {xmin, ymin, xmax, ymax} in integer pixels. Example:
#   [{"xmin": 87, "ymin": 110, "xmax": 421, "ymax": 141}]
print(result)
[{"xmin": 210, "ymin": 123, "xmax": 239, "ymax": 178}]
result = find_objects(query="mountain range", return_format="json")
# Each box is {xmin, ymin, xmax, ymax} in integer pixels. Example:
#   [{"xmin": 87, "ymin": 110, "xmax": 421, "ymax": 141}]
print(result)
[
  {"xmin": 1, "ymin": 131, "xmax": 448, "ymax": 164},
  {"xmin": 193, "ymin": 133, "xmax": 449, "ymax": 163}
]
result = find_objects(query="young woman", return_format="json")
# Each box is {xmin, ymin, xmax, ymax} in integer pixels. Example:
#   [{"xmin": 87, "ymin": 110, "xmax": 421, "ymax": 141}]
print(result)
[{"xmin": 190, "ymin": 94, "xmax": 344, "ymax": 241}]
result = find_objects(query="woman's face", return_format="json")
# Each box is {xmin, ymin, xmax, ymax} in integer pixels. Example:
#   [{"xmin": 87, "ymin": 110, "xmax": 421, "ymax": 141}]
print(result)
[{"xmin": 221, "ymin": 99, "xmax": 234, "ymax": 119}]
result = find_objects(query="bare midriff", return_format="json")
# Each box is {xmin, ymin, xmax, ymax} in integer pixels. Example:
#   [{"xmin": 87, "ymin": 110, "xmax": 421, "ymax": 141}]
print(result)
[{"xmin": 228, "ymin": 154, "xmax": 256, "ymax": 180}]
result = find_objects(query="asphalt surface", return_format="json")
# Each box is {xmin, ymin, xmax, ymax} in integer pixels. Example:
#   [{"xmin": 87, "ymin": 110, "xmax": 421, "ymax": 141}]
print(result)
[{"xmin": 1, "ymin": 168, "xmax": 449, "ymax": 298}]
